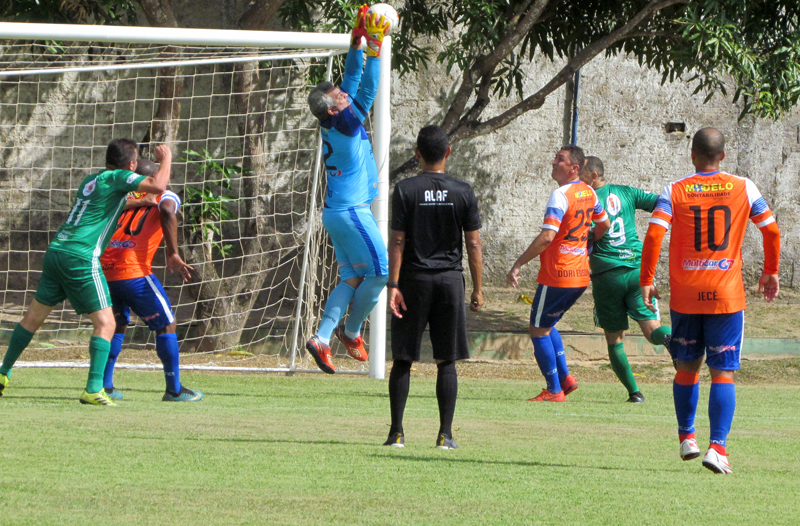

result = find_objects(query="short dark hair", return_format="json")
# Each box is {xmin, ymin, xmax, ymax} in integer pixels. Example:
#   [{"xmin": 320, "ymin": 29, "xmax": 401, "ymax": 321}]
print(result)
[
  {"xmin": 308, "ymin": 81, "xmax": 336, "ymax": 122},
  {"xmin": 106, "ymin": 138, "xmax": 138, "ymax": 169},
  {"xmin": 692, "ymin": 127, "xmax": 725, "ymax": 160},
  {"xmin": 560, "ymin": 144, "xmax": 585, "ymax": 167},
  {"xmin": 416, "ymin": 125, "xmax": 449, "ymax": 164},
  {"xmin": 584, "ymin": 156, "xmax": 604, "ymax": 178},
  {"xmin": 135, "ymin": 158, "xmax": 157, "ymax": 177}
]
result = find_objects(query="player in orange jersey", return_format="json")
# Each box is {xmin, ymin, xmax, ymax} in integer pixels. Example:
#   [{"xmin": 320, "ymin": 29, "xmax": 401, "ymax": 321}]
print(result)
[
  {"xmin": 640, "ymin": 128, "xmax": 780, "ymax": 474},
  {"xmin": 99, "ymin": 158, "xmax": 201, "ymax": 402},
  {"xmin": 507, "ymin": 145, "xmax": 610, "ymax": 401}
]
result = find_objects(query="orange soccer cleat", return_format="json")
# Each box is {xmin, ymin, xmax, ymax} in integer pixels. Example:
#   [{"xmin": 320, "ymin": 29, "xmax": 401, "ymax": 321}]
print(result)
[
  {"xmin": 306, "ymin": 335, "xmax": 335, "ymax": 374},
  {"xmin": 334, "ymin": 326, "xmax": 368, "ymax": 361},
  {"xmin": 562, "ymin": 374, "xmax": 579, "ymax": 396},
  {"xmin": 527, "ymin": 388, "xmax": 566, "ymax": 402}
]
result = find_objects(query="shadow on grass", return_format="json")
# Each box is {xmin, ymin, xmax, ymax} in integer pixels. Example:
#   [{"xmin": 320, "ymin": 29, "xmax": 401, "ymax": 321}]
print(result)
[{"xmin": 374, "ymin": 453, "xmax": 685, "ymax": 473}]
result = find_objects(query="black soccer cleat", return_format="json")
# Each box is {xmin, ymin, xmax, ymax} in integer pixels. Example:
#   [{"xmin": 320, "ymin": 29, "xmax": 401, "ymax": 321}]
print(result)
[
  {"xmin": 383, "ymin": 432, "xmax": 404, "ymax": 448},
  {"xmin": 435, "ymin": 433, "xmax": 458, "ymax": 450},
  {"xmin": 626, "ymin": 391, "xmax": 645, "ymax": 403}
]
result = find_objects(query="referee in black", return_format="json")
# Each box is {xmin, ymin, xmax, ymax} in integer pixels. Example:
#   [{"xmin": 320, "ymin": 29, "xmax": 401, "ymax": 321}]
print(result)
[{"xmin": 385, "ymin": 125, "xmax": 484, "ymax": 449}]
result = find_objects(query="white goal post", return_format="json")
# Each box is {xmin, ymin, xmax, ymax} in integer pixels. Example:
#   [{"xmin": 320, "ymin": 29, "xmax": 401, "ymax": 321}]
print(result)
[{"xmin": 0, "ymin": 22, "xmax": 391, "ymax": 378}]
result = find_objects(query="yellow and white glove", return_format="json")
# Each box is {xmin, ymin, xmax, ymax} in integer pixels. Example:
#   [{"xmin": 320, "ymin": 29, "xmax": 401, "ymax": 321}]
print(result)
[{"xmin": 365, "ymin": 12, "xmax": 391, "ymax": 58}]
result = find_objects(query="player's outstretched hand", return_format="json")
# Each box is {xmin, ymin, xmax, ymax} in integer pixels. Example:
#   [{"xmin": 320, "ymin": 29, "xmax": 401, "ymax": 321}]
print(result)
[
  {"xmin": 365, "ymin": 12, "xmax": 390, "ymax": 57},
  {"xmin": 389, "ymin": 288, "xmax": 406, "ymax": 318},
  {"xmin": 153, "ymin": 144, "xmax": 172, "ymax": 164},
  {"xmin": 470, "ymin": 290, "xmax": 484, "ymax": 312},
  {"xmin": 506, "ymin": 266, "xmax": 521, "ymax": 288},
  {"xmin": 166, "ymin": 253, "xmax": 194, "ymax": 283},
  {"xmin": 757, "ymin": 272, "xmax": 780, "ymax": 302},
  {"xmin": 351, "ymin": 4, "xmax": 368, "ymax": 47},
  {"xmin": 641, "ymin": 284, "xmax": 660, "ymax": 312}
]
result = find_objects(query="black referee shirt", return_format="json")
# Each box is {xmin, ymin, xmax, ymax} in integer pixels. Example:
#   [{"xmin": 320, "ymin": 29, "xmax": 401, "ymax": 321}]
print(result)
[{"xmin": 391, "ymin": 172, "xmax": 481, "ymax": 272}]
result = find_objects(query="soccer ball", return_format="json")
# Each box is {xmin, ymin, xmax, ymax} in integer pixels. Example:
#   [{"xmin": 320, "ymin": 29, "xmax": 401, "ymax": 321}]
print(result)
[{"xmin": 367, "ymin": 3, "xmax": 399, "ymax": 36}]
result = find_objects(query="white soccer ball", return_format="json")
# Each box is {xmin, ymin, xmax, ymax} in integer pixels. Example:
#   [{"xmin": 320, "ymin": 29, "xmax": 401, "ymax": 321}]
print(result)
[{"xmin": 367, "ymin": 3, "xmax": 399, "ymax": 36}]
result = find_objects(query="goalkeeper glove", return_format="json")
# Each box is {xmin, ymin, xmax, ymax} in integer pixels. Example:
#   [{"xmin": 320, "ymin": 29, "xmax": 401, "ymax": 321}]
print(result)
[
  {"xmin": 365, "ymin": 12, "xmax": 391, "ymax": 57},
  {"xmin": 351, "ymin": 4, "xmax": 368, "ymax": 47}
]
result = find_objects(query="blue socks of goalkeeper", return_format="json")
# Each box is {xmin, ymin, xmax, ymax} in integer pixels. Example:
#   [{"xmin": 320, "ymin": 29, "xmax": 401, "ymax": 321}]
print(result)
[
  {"xmin": 103, "ymin": 333, "xmax": 125, "ymax": 390},
  {"xmin": 531, "ymin": 333, "xmax": 561, "ymax": 394},
  {"xmin": 709, "ymin": 376, "xmax": 736, "ymax": 449},
  {"xmin": 156, "ymin": 333, "xmax": 181, "ymax": 394},
  {"xmin": 344, "ymin": 275, "xmax": 388, "ymax": 337},
  {"xmin": 317, "ymin": 282, "xmax": 357, "ymax": 344}
]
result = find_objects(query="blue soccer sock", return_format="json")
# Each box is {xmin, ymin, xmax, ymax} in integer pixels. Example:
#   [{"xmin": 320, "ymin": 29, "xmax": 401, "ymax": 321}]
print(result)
[
  {"xmin": 550, "ymin": 327, "xmax": 570, "ymax": 383},
  {"xmin": 344, "ymin": 275, "xmax": 388, "ymax": 336},
  {"xmin": 674, "ymin": 370, "xmax": 700, "ymax": 441},
  {"xmin": 709, "ymin": 376, "xmax": 736, "ymax": 451},
  {"xmin": 317, "ymin": 282, "xmax": 357, "ymax": 344},
  {"xmin": 156, "ymin": 333, "xmax": 181, "ymax": 394},
  {"xmin": 532, "ymin": 333, "xmax": 561, "ymax": 393},
  {"xmin": 103, "ymin": 333, "xmax": 125, "ymax": 390}
]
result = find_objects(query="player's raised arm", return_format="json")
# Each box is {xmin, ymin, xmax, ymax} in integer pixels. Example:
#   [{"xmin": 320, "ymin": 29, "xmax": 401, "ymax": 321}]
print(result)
[{"xmin": 137, "ymin": 145, "xmax": 171, "ymax": 194}]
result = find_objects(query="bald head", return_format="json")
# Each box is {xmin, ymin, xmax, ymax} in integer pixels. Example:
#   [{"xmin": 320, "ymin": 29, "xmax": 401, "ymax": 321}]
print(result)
[
  {"xmin": 692, "ymin": 128, "xmax": 725, "ymax": 162},
  {"xmin": 135, "ymin": 158, "xmax": 157, "ymax": 177}
]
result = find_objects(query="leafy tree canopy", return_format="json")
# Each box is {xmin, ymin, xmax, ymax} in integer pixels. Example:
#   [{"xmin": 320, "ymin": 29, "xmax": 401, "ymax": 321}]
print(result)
[
  {"xmin": 1, "ymin": 0, "xmax": 138, "ymax": 24},
  {"xmin": 282, "ymin": 0, "xmax": 800, "ymax": 161}
]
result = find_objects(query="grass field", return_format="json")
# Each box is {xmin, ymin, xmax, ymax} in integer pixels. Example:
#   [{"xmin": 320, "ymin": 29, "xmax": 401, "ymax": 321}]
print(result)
[{"xmin": 2, "ymin": 365, "xmax": 799, "ymax": 525}]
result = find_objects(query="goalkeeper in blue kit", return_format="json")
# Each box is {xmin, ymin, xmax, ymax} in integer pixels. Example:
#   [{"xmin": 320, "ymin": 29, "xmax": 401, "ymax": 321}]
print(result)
[{"xmin": 304, "ymin": 5, "xmax": 392, "ymax": 373}]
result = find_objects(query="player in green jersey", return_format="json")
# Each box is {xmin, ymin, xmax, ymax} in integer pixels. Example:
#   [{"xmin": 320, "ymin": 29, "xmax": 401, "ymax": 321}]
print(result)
[
  {"xmin": 0, "ymin": 139, "xmax": 172, "ymax": 406},
  {"xmin": 580, "ymin": 156, "xmax": 672, "ymax": 403}
]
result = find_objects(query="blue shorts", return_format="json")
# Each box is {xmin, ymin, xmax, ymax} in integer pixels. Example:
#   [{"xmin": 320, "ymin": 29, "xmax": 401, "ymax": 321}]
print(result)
[
  {"xmin": 669, "ymin": 310, "xmax": 743, "ymax": 371},
  {"xmin": 322, "ymin": 205, "xmax": 388, "ymax": 281},
  {"xmin": 107, "ymin": 274, "xmax": 175, "ymax": 331},
  {"xmin": 529, "ymin": 284, "xmax": 587, "ymax": 328}
]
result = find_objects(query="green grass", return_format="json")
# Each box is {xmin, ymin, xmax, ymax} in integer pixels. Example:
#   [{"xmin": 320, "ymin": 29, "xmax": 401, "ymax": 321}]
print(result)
[{"xmin": 1, "ymin": 368, "xmax": 799, "ymax": 525}]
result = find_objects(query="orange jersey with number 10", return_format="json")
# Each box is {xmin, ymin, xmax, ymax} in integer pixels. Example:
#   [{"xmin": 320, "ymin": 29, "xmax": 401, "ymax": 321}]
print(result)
[
  {"xmin": 537, "ymin": 180, "xmax": 608, "ymax": 288},
  {"xmin": 648, "ymin": 171, "xmax": 775, "ymax": 314}
]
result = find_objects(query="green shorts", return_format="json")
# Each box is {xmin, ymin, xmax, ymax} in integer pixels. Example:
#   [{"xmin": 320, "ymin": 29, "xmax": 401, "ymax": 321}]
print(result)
[
  {"xmin": 591, "ymin": 266, "xmax": 659, "ymax": 332},
  {"xmin": 35, "ymin": 249, "xmax": 111, "ymax": 315}
]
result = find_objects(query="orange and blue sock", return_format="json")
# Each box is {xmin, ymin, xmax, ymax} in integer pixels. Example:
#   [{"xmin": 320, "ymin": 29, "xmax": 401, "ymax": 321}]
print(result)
[
  {"xmin": 709, "ymin": 376, "xmax": 735, "ymax": 452},
  {"xmin": 674, "ymin": 370, "xmax": 699, "ymax": 439},
  {"xmin": 532, "ymin": 334, "xmax": 561, "ymax": 393}
]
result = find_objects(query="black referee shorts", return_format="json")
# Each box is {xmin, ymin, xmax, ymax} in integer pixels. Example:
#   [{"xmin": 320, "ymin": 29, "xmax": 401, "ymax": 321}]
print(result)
[{"xmin": 390, "ymin": 269, "xmax": 469, "ymax": 363}]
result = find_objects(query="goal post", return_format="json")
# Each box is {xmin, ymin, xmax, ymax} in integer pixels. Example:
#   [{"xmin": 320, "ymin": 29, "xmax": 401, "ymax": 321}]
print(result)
[{"xmin": 0, "ymin": 22, "xmax": 391, "ymax": 378}]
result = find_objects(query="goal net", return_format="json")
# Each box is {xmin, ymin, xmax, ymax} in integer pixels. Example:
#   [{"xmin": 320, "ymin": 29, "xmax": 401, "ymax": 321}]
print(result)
[{"xmin": 0, "ymin": 22, "xmax": 391, "ymax": 377}]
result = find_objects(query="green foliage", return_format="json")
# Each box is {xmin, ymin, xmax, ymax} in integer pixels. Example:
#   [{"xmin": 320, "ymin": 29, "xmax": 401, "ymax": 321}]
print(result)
[
  {"xmin": 182, "ymin": 149, "xmax": 242, "ymax": 259},
  {"xmin": 281, "ymin": 0, "xmax": 800, "ymax": 122},
  {"xmin": 1, "ymin": 0, "xmax": 138, "ymax": 24}
]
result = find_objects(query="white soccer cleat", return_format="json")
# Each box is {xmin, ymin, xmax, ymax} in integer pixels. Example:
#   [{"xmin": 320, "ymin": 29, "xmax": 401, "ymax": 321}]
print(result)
[
  {"xmin": 702, "ymin": 448, "xmax": 733, "ymax": 474},
  {"xmin": 680, "ymin": 438, "xmax": 700, "ymax": 460}
]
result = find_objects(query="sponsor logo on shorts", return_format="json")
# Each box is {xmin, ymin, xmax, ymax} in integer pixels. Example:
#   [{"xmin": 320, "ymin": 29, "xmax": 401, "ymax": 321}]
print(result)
[
  {"xmin": 142, "ymin": 313, "xmax": 161, "ymax": 322},
  {"xmin": 108, "ymin": 239, "xmax": 137, "ymax": 249},
  {"xmin": 83, "ymin": 178, "xmax": 97, "ymax": 196},
  {"xmin": 707, "ymin": 344, "xmax": 736, "ymax": 353},
  {"xmin": 559, "ymin": 245, "xmax": 587, "ymax": 256},
  {"xmin": 326, "ymin": 169, "xmax": 343, "ymax": 177},
  {"xmin": 57, "ymin": 231, "xmax": 70, "ymax": 240},
  {"xmin": 673, "ymin": 337, "xmax": 697, "ymax": 346},
  {"xmin": 546, "ymin": 310, "xmax": 565, "ymax": 318},
  {"xmin": 682, "ymin": 258, "xmax": 735, "ymax": 271},
  {"xmin": 618, "ymin": 249, "xmax": 635, "ymax": 260}
]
